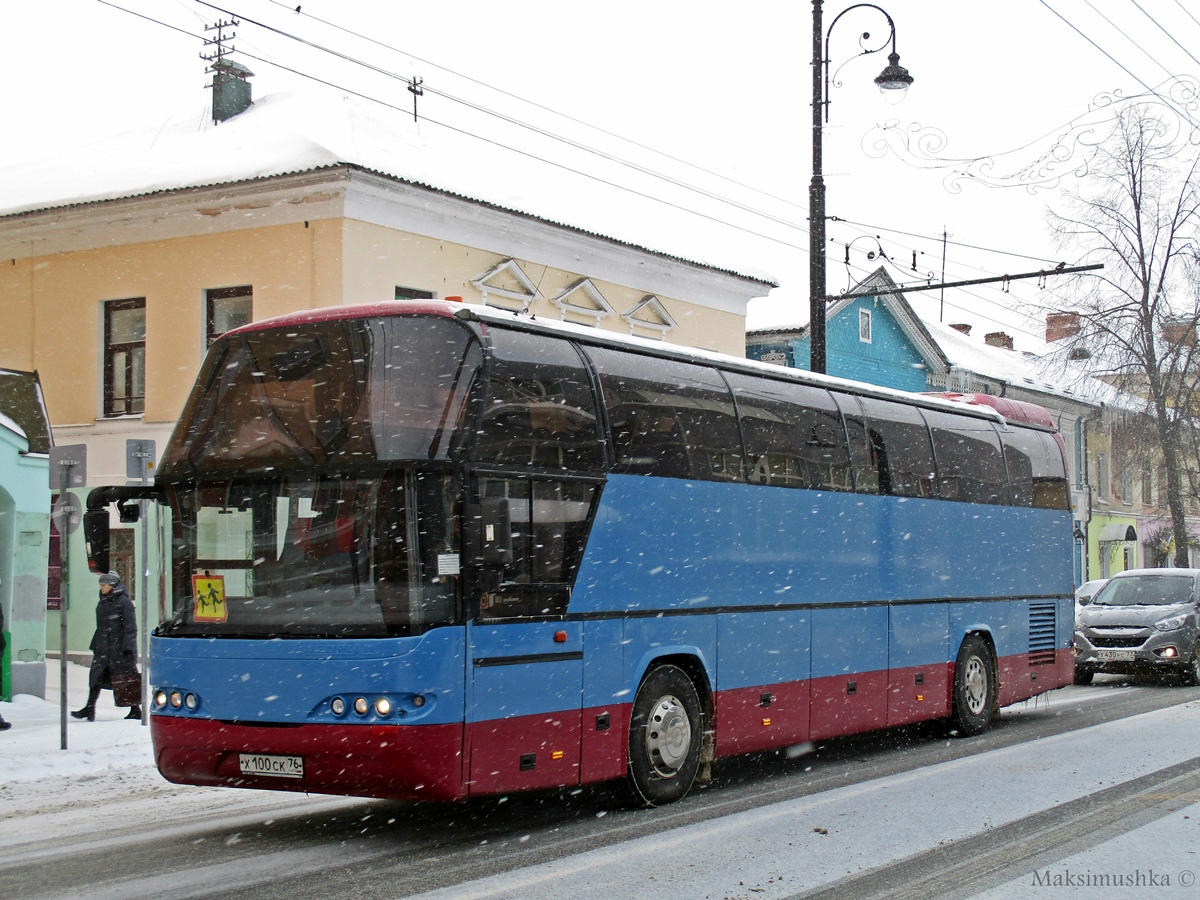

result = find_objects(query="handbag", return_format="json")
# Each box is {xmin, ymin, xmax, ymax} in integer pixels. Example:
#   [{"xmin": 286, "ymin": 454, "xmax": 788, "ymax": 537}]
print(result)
[{"xmin": 112, "ymin": 667, "xmax": 142, "ymax": 707}]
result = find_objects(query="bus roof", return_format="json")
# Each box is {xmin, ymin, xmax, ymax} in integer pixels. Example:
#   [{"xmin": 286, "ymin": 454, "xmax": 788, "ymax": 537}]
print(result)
[{"xmin": 224, "ymin": 300, "xmax": 1057, "ymax": 432}]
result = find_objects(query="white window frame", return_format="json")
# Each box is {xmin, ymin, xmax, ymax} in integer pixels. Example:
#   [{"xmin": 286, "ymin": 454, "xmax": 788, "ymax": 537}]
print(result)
[{"xmin": 859, "ymin": 309, "xmax": 873, "ymax": 343}]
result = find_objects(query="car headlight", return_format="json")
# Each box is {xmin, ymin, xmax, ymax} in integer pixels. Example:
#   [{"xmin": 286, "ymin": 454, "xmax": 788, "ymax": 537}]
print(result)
[{"xmin": 1155, "ymin": 614, "xmax": 1189, "ymax": 632}]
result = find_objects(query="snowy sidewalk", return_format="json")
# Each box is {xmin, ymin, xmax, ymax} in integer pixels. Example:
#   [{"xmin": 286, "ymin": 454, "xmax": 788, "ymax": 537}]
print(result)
[{"xmin": 1, "ymin": 660, "xmax": 154, "ymax": 786}]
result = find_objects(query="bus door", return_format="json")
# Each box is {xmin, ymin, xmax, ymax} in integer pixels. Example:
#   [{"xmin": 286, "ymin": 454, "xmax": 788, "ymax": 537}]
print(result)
[{"xmin": 465, "ymin": 478, "xmax": 591, "ymax": 794}]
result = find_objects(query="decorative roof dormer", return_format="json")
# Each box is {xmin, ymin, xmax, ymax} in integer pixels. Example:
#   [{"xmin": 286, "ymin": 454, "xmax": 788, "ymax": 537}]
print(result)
[
  {"xmin": 471, "ymin": 259, "xmax": 542, "ymax": 313},
  {"xmin": 550, "ymin": 278, "xmax": 614, "ymax": 326},
  {"xmin": 622, "ymin": 295, "xmax": 676, "ymax": 340}
]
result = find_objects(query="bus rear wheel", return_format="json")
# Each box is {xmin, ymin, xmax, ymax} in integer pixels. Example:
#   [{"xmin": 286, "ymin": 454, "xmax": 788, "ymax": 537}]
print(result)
[
  {"xmin": 624, "ymin": 665, "xmax": 703, "ymax": 807},
  {"xmin": 951, "ymin": 635, "xmax": 996, "ymax": 737}
]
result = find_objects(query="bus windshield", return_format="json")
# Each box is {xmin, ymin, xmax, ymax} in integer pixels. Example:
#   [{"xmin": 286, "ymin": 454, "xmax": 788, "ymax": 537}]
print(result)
[
  {"xmin": 159, "ymin": 315, "xmax": 480, "ymax": 475},
  {"xmin": 162, "ymin": 471, "xmax": 461, "ymax": 638}
]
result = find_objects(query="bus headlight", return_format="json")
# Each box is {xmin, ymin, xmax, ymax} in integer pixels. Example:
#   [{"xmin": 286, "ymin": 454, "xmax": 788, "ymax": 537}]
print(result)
[
  {"xmin": 185, "ymin": 693, "xmax": 198, "ymax": 710},
  {"xmin": 154, "ymin": 690, "xmax": 168, "ymax": 708},
  {"xmin": 354, "ymin": 697, "xmax": 369, "ymax": 716},
  {"xmin": 375, "ymin": 697, "xmax": 392, "ymax": 717},
  {"xmin": 169, "ymin": 691, "xmax": 183, "ymax": 708},
  {"xmin": 331, "ymin": 697, "xmax": 346, "ymax": 716}
]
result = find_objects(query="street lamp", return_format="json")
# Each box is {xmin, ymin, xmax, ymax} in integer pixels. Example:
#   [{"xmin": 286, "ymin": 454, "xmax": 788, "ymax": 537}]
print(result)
[{"xmin": 810, "ymin": 1, "xmax": 913, "ymax": 374}]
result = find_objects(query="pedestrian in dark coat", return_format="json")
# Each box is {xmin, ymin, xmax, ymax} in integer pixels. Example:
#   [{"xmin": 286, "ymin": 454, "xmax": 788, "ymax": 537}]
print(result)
[
  {"xmin": 0, "ymin": 601, "xmax": 11, "ymax": 730},
  {"xmin": 72, "ymin": 572, "xmax": 141, "ymax": 721}
]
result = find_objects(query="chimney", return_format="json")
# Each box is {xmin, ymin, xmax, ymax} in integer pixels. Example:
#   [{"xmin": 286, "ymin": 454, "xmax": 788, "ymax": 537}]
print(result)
[
  {"xmin": 211, "ymin": 59, "xmax": 254, "ymax": 123},
  {"xmin": 985, "ymin": 331, "xmax": 1014, "ymax": 350},
  {"xmin": 1163, "ymin": 319, "xmax": 1198, "ymax": 348},
  {"xmin": 949, "ymin": 323, "xmax": 972, "ymax": 336},
  {"xmin": 1046, "ymin": 312, "xmax": 1081, "ymax": 342}
]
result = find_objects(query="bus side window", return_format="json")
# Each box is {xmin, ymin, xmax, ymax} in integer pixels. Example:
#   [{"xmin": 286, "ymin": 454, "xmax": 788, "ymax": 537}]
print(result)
[
  {"xmin": 832, "ymin": 394, "xmax": 879, "ymax": 494},
  {"xmin": 588, "ymin": 348, "xmax": 743, "ymax": 483},
  {"xmin": 922, "ymin": 410, "xmax": 1009, "ymax": 505},
  {"xmin": 476, "ymin": 477, "xmax": 597, "ymax": 620},
  {"xmin": 1001, "ymin": 428, "xmax": 1070, "ymax": 510},
  {"xmin": 728, "ymin": 373, "xmax": 850, "ymax": 491},
  {"xmin": 857, "ymin": 397, "xmax": 937, "ymax": 499},
  {"xmin": 471, "ymin": 329, "xmax": 602, "ymax": 472}
]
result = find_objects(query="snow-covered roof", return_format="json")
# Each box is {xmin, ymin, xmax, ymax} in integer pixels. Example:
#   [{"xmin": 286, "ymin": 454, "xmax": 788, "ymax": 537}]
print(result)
[
  {"xmin": 744, "ymin": 269, "xmax": 1140, "ymax": 413},
  {"xmin": 0, "ymin": 90, "xmax": 774, "ymax": 286},
  {"xmin": 0, "ymin": 411, "xmax": 25, "ymax": 440},
  {"xmin": 0, "ymin": 368, "xmax": 51, "ymax": 453}
]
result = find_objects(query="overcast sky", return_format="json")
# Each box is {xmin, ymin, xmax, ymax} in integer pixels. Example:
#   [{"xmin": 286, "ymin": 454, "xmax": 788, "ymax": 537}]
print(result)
[{"xmin": 6, "ymin": 0, "xmax": 1198, "ymax": 347}]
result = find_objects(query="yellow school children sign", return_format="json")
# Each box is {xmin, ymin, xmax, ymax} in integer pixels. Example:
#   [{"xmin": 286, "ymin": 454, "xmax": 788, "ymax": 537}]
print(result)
[{"xmin": 192, "ymin": 574, "xmax": 228, "ymax": 623}]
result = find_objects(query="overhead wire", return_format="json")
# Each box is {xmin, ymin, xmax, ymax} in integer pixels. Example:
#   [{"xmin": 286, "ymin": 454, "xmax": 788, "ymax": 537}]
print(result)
[{"xmin": 95, "ymin": 0, "xmax": 1199, "ymax": 329}]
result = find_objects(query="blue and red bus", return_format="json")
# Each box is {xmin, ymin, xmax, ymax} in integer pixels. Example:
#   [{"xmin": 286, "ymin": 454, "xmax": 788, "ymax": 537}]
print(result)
[{"xmin": 87, "ymin": 299, "xmax": 1074, "ymax": 806}]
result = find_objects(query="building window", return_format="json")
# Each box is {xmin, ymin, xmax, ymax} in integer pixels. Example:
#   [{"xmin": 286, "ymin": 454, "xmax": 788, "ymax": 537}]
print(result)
[
  {"xmin": 1096, "ymin": 453, "xmax": 1109, "ymax": 501},
  {"xmin": 1142, "ymin": 466, "xmax": 1153, "ymax": 505},
  {"xmin": 859, "ymin": 309, "xmax": 873, "ymax": 343},
  {"xmin": 1120, "ymin": 462, "xmax": 1132, "ymax": 505},
  {"xmin": 207, "ymin": 286, "xmax": 253, "ymax": 344},
  {"xmin": 104, "ymin": 298, "xmax": 145, "ymax": 417},
  {"xmin": 395, "ymin": 286, "xmax": 435, "ymax": 301}
]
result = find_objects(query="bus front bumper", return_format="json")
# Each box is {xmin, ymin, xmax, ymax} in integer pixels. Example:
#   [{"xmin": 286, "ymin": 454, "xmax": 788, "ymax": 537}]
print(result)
[{"xmin": 151, "ymin": 715, "xmax": 466, "ymax": 802}]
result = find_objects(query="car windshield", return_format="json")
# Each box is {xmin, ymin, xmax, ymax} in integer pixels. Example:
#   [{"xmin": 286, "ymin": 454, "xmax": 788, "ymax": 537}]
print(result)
[{"xmin": 1093, "ymin": 574, "xmax": 1195, "ymax": 607}]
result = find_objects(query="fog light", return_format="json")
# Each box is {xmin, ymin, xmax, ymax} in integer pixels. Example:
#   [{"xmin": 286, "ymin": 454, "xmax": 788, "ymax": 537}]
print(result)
[
  {"xmin": 375, "ymin": 697, "xmax": 392, "ymax": 717},
  {"xmin": 354, "ymin": 697, "xmax": 369, "ymax": 715},
  {"xmin": 331, "ymin": 697, "xmax": 345, "ymax": 715},
  {"xmin": 154, "ymin": 690, "xmax": 168, "ymax": 708},
  {"xmin": 412, "ymin": 694, "xmax": 426, "ymax": 708},
  {"xmin": 185, "ymin": 693, "xmax": 198, "ymax": 710},
  {"xmin": 1162, "ymin": 646, "xmax": 1178, "ymax": 659},
  {"xmin": 169, "ymin": 691, "xmax": 183, "ymax": 708}
]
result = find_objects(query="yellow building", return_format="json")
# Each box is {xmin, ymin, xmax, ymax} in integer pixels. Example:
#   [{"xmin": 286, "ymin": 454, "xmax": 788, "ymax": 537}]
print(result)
[{"xmin": 0, "ymin": 87, "xmax": 773, "ymax": 653}]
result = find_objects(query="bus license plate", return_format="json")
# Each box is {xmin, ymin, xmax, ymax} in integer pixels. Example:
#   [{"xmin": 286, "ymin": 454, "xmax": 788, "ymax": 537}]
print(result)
[
  {"xmin": 239, "ymin": 753, "xmax": 304, "ymax": 779},
  {"xmin": 1097, "ymin": 650, "xmax": 1136, "ymax": 661}
]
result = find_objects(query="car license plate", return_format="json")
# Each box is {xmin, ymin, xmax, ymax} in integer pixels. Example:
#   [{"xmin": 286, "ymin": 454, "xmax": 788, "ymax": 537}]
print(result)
[
  {"xmin": 1097, "ymin": 650, "xmax": 1136, "ymax": 661},
  {"xmin": 239, "ymin": 753, "xmax": 303, "ymax": 779}
]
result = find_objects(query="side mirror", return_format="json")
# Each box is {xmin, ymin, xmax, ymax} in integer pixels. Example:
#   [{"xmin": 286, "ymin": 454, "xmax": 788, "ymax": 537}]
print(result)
[{"xmin": 83, "ymin": 508, "xmax": 111, "ymax": 574}]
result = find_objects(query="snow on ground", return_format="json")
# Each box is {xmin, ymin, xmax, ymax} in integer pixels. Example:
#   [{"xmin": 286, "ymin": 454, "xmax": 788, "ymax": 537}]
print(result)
[
  {"xmin": 0, "ymin": 660, "xmax": 351, "ymax": 856},
  {"xmin": 2, "ymin": 660, "xmax": 154, "ymax": 788},
  {"xmin": 4, "ymin": 669, "xmax": 1200, "ymax": 898}
]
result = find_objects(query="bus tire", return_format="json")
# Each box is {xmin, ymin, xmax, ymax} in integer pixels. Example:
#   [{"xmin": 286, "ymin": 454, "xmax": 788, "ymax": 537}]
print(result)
[
  {"xmin": 624, "ymin": 664, "xmax": 703, "ymax": 807},
  {"xmin": 951, "ymin": 635, "xmax": 996, "ymax": 737}
]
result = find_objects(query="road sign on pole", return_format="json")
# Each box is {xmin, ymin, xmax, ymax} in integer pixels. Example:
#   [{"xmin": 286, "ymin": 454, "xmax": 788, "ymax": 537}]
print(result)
[
  {"xmin": 48, "ymin": 444, "xmax": 86, "ymax": 751},
  {"xmin": 51, "ymin": 491, "xmax": 82, "ymax": 535},
  {"xmin": 126, "ymin": 439, "xmax": 156, "ymax": 727},
  {"xmin": 126, "ymin": 439, "xmax": 156, "ymax": 481}
]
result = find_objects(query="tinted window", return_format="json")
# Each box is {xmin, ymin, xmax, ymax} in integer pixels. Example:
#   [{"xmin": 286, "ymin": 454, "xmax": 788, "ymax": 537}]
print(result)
[
  {"xmin": 588, "ymin": 348, "xmax": 743, "ymax": 482},
  {"xmin": 161, "ymin": 316, "xmax": 480, "ymax": 475},
  {"xmin": 923, "ymin": 409, "xmax": 1009, "ymax": 504},
  {"xmin": 999, "ymin": 428, "xmax": 1068, "ymax": 509},
  {"xmin": 835, "ymin": 394, "xmax": 936, "ymax": 497},
  {"xmin": 727, "ymin": 373, "xmax": 850, "ymax": 490},
  {"xmin": 477, "ymin": 477, "xmax": 597, "ymax": 620},
  {"xmin": 472, "ymin": 329, "xmax": 602, "ymax": 472}
]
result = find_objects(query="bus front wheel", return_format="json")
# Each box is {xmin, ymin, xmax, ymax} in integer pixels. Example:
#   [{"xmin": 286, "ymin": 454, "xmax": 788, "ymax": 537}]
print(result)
[
  {"xmin": 951, "ymin": 635, "xmax": 997, "ymax": 737},
  {"xmin": 625, "ymin": 665, "xmax": 703, "ymax": 807}
]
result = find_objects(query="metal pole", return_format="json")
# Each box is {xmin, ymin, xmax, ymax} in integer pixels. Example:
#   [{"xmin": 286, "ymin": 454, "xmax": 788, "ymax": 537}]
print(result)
[
  {"xmin": 59, "ymin": 467, "xmax": 69, "ymax": 751},
  {"xmin": 139, "ymin": 475, "xmax": 149, "ymax": 726},
  {"xmin": 809, "ymin": 0, "xmax": 827, "ymax": 375}
]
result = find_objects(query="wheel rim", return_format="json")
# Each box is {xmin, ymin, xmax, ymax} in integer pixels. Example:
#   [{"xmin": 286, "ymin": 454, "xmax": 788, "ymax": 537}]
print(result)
[
  {"xmin": 963, "ymin": 656, "xmax": 988, "ymax": 715},
  {"xmin": 644, "ymin": 693, "xmax": 693, "ymax": 777}
]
